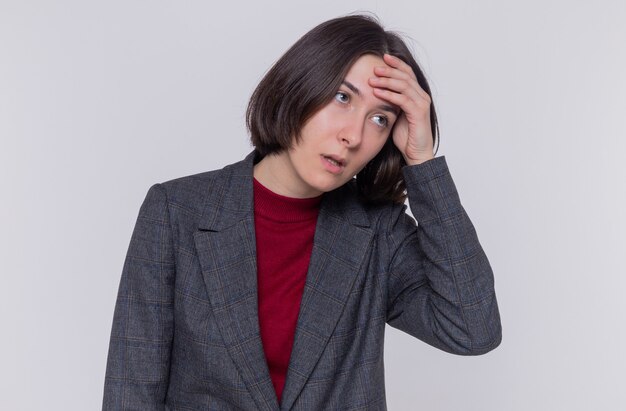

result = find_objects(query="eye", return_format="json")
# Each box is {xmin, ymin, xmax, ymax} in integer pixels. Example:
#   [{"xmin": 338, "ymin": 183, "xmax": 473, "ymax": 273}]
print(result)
[
  {"xmin": 372, "ymin": 114, "xmax": 389, "ymax": 128},
  {"xmin": 334, "ymin": 91, "xmax": 350, "ymax": 104}
]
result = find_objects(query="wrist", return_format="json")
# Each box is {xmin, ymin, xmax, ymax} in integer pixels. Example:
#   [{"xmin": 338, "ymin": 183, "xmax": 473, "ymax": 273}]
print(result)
[{"xmin": 405, "ymin": 154, "xmax": 434, "ymax": 166}]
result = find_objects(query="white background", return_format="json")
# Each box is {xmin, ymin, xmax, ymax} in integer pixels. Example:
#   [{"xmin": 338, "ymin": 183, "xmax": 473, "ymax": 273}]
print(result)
[{"xmin": 1, "ymin": 1, "xmax": 625, "ymax": 409}]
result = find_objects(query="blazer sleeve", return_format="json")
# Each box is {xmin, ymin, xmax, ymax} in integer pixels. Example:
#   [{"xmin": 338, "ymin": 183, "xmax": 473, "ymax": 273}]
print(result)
[
  {"xmin": 385, "ymin": 156, "xmax": 502, "ymax": 355},
  {"xmin": 103, "ymin": 183, "xmax": 176, "ymax": 410}
]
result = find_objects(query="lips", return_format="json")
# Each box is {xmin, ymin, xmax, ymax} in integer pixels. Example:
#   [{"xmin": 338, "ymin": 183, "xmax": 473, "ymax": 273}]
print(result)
[
  {"xmin": 321, "ymin": 154, "xmax": 346, "ymax": 174},
  {"xmin": 322, "ymin": 154, "xmax": 346, "ymax": 167}
]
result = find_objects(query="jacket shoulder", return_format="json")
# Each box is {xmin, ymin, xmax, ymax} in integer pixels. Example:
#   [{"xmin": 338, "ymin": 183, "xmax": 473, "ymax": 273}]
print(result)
[{"xmin": 155, "ymin": 157, "xmax": 246, "ymax": 219}]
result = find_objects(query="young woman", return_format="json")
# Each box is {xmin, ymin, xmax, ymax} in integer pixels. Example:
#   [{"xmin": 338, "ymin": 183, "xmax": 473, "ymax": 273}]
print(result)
[{"xmin": 103, "ymin": 14, "xmax": 502, "ymax": 411}]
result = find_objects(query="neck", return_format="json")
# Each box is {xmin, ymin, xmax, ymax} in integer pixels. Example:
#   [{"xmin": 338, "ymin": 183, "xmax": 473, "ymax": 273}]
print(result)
[{"xmin": 253, "ymin": 152, "xmax": 322, "ymax": 199}]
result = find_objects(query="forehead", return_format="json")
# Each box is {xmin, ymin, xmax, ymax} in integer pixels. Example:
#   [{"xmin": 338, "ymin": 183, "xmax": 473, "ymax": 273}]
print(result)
[
  {"xmin": 344, "ymin": 54, "xmax": 385, "ymax": 79},
  {"xmin": 342, "ymin": 54, "xmax": 400, "ymax": 115}
]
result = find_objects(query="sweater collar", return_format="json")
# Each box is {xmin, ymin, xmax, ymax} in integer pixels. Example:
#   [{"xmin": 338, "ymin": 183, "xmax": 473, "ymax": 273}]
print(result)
[
  {"xmin": 253, "ymin": 177, "xmax": 322, "ymax": 223},
  {"xmin": 196, "ymin": 150, "xmax": 371, "ymax": 231}
]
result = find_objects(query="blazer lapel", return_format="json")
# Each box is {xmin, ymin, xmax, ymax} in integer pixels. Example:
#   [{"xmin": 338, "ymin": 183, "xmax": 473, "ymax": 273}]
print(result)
[
  {"xmin": 193, "ymin": 151, "xmax": 279, "ymax": 411},
  {"xmin": 279, "ymin": 185, "xmax": 374, "ymax": 411}
]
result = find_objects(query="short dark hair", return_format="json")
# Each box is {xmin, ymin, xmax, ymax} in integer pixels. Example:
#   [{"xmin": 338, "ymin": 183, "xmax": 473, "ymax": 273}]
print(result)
[{"xmin": 246, "ymin": 14, "xmax": 439, "ymax": 204}]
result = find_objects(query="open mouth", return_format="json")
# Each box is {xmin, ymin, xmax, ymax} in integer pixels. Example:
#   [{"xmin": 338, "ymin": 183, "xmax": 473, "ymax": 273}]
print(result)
[
  {"xmin": 324, "ymin": 156, "xmax": 342, "ymax": 167},
  {"xmin": 321, "ymin": 155, "xmax": 346, "ymax": 174},
  {"xmin": 322, "ymin": 155, "xmax": 345, "ymax": 167}
]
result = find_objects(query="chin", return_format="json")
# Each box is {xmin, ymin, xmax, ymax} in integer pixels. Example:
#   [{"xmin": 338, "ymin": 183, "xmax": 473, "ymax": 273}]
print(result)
[{"xmin": 311, "ymin": 177, "xmax": 349, "ymax": 194}]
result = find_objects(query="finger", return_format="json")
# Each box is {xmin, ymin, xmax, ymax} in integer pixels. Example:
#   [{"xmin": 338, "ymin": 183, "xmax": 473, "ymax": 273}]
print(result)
[
  {"xmin": 369, "ymin": 77, "xmax": 423, "ymax": 111},
  {"xmin": 372, "ymin": 87, "xmax": 431, "ymax": 115},
  {"xmin": 370, "ymin": 75, "xmax": 432, "ymax": 109},
  {"xmin": 373, "ymin": 64, "xmax": 430, "ymax": 101},
  {"xmin": 373, "ymin": 64, "xmax": 413, "ymax": 82},
  {"xmin": 383, "ymin": 53, "xmax": 417, "ymax": 81},
  {"xmin": 369, "ymin": 76, "xmax": 420, "ymax": 100}
]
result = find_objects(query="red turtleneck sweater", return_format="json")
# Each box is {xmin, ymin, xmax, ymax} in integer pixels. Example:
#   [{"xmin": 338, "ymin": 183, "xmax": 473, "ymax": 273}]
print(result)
[{"xmin": 253, "ymin": 177, "xmax": 322, "ymax": 404}]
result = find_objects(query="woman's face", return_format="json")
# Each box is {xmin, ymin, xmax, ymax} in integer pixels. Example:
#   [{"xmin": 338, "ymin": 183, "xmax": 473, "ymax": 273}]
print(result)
[{"xmin": 261, "ymin": 54, "xmax": 399, "ymax": 198}]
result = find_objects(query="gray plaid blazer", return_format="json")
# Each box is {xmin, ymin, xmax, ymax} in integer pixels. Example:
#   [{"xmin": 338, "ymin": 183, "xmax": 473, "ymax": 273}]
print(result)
[{"xmin": 103, "ymin": 151, "xmax": 502, "ymax": 410}]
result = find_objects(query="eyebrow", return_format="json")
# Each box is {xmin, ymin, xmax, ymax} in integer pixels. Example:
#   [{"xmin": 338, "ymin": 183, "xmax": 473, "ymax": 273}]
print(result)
[{"xmin": 342, "ymin": 80, "xmax": 400, "ymax": 115}]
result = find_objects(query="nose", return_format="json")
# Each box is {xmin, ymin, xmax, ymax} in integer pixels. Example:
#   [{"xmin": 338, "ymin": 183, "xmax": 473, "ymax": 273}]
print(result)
[{"xmin": 338, "ymin": 118, "xmax": 364, "ymax": 148}]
